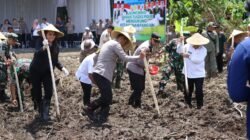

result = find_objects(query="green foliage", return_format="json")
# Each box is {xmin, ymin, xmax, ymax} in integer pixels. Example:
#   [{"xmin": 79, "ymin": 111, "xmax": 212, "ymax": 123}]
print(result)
[{"xmin": 167, "ymin": 0, "xmax": 249, "ymax": 35}]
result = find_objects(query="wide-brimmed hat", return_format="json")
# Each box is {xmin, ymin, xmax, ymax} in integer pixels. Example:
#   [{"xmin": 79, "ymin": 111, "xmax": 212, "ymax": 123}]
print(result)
[
  {"xmin": 38, "ymin": 24, "xmax": 64, "ymax": 38},
  {"xmin": 123, "ymin": 25, "xmax": 136, "ymax": 34},
  {"xmin": 0, "ymin": 32, "xmax": 7, "ymax": 40},
  {"xmin": 227, "ymin": 30, "xmax": 248, "ymax": 42},
  {"xmin": 111, "ymin": 30, "xmax": 133, "ymax": 50},
  {"xmin": 186, "ymin": 33, "xmax": 209, "ymax": 46}
]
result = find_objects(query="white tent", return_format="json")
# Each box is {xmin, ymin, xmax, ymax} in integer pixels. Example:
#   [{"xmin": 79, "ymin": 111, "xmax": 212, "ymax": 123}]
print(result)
[{"xmin": 0, "ymin": 0, "xmax": 111, "ymax": 33}]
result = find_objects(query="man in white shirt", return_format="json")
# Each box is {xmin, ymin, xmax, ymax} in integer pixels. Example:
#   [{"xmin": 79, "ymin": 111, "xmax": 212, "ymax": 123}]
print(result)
[
  {"xmin": 57, "ymin": 0, "xmax": 67, "ymax": 7},
  {"xmin": 99, "ymin": 25, "xmax": 114, "ymax": 48},
  {"xmin": 177, "ymin": 33, "xmax": 208, "ymax": 109},
  {"xmin": 40, "ymin": 18, "xmax": 50, "ymax": 29},
  {"xmin": 127, "ymin": 33, "xmax": 161, "ymax": 108},
  {"xmin": 76, "ymin": 52, "xmax": 97, "ymax": 106}
]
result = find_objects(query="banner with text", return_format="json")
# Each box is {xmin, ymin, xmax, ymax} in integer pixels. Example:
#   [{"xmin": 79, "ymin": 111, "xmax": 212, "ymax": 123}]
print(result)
[{"xmin": 113, "ymin": 0, "xmax": 166, "ymax": 41}]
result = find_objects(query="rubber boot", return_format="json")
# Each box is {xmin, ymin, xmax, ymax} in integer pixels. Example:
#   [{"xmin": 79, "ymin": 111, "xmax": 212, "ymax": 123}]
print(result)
[{"xmin": 42, "ymin": 99, "xmax": 51, "ymax": 122}]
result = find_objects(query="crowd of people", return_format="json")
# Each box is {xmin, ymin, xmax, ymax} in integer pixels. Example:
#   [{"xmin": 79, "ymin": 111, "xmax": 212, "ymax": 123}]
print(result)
[
  {"xmin": 0, "ymin": 17, "xmax": 113, "ymax": 48},
  {"xmin": 1, "ymin": 15, "xmax": 250, "ymax": 138}
]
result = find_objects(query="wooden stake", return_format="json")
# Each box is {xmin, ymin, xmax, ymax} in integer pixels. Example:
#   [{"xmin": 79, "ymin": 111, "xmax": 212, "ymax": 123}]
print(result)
[
  {"xmin": 10, "ymin": 51, "xmax": 23, "ymax": 112},
  {"xmin": 143, "ymin": 57, "xmax": 160, "ymax": 115},
  {"xmin": 181, "ymin": 18, "xmax": 189, "ymax": 92},
  {"xmin": 41, "ymin": 31, "xmax": 60, "ymax": 119}
]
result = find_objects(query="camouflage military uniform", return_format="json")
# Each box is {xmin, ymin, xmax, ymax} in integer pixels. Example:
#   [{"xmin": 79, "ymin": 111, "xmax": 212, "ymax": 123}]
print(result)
[
  {"xmin": 10, "ymin": 58, "xmax": 31, "ymax": 106},
  {"xmin": 112, "ymin": 59, "xmax": 125, "ymax": 88},
  {"xmin": 158, "ymin": 38, "xmax": 184, "ymax": 93},
  {"xmin": 0, "ymin": 43, "xmax": 10, "ymax": 101}
]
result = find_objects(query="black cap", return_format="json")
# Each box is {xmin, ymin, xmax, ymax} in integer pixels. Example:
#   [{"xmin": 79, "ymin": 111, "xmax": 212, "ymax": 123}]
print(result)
[
  {"xmin": 151, "ymin": 32, "xmax": 161, "ymax": 42},
  {"xmin": 108, "ymin": 25, "xmax": 114, "ymax": 30}
]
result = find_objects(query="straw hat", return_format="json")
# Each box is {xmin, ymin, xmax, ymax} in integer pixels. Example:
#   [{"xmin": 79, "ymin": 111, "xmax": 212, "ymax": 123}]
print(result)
[
  {"xmin": 227, "ymin": 30, "xmax": 248, "ymax": 42},
  {"xmin": 186, "ymin": 33, "xmax": 209, "ymax": 46},
  {"xmin": 123, "ymin": 25, "xmax": 136, "ymax": 34},
  {"xmin": 0, "ymin": 32, "xmax": 7, "ymax": 40},
  {"xmin": 38, "ymin": 24, "xmax": 64, "ymax": 38},
  {"xmin": 111, "ymin": 30, "xmax": 133, "ymax": 50}
]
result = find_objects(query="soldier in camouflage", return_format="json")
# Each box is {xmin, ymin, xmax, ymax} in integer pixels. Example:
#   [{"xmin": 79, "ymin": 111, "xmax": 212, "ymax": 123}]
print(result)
[
  {"xmin": 0, "ymin": 32, "xmax": 11, "ymax": 102},
  {"xmin": 158, "ymin": 34, "xmax": 190, "ymax": 95},
  {"xmin": 10, "ymin": 58, "xmax": 31, "ymax": 107}
]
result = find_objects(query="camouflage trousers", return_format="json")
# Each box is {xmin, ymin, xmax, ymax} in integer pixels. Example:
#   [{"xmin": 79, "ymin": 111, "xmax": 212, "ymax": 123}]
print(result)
[
  {"xmin": 0, "ymin": 65, "xmax": 7, "ymax": 90},
  {"xmin": 112, "ymin": 59, "xmax": 125, "ymax": 88},
  {"xmin": 159, "ymin": 61, "xmax": 184, "ymax": 92}
]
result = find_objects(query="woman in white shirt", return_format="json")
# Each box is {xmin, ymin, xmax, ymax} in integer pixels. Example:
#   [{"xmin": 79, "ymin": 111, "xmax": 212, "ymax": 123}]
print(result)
[{"xmin": 177, "ymin": 33, "xmax": 209, "ymax": 109}]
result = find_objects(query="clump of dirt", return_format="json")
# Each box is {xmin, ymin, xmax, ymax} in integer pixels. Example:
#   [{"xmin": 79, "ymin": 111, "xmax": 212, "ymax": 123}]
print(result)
[{"xmin": 0, "ymin": 52, "xmax": 246, "ymax": 140}]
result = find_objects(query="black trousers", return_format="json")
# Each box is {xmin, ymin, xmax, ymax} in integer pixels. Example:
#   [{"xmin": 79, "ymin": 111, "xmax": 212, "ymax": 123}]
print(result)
[
  {"xmin": 216, "ymin": 53, "xmax": 223, "ymax": 73},
  {"xmin": 30, "ymin": 69, "xmax": 53, "ymax": 104},
  {"xmin": 92, "ymin": 73, "xmax": 112, "ymax": 107},
  {"xmin": 31, "ymin": 36, "xmax": 40, "ymax": 48},
  {"xmin": 80, "ymin": 82, "xmax": 92, "ymax": 106},
  {"xmin": 184, "ymin": 78, "xmax": 204, "ymax": 107},
  {"xmin": 66, "ymin": 34, "xmax": 75, "ymax": 48},
  {"xmin": 57, "ymin": 7, "xmax": 68, "ymax": 22},
  {"xmin": 20, "ymin": 33, "xmax": 26, "ymax": 48},
  {"xmin": 127, "ymin": 70, "xmax": 145, "ymax": 102},
  {"xmin": 96, "ymin": 34, "xmax": 101, "ymax": 45}
]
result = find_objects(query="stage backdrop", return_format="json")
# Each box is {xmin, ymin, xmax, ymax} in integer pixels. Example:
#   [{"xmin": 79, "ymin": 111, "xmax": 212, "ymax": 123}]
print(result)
[{"xmin": 113, "ymin": 0, "xmax": 166, "ymax": 41}]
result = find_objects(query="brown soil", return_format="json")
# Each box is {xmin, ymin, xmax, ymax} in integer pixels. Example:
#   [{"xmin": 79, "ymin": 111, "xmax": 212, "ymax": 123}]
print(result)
[{"xmin": 0, "ymin": 51, "xmax": 247, "ymax": 140}]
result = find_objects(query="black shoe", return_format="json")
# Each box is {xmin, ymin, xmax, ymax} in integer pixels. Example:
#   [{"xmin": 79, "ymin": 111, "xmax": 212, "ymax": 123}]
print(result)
[
  {"xmin": 95, "ymin": 106, "xmax": 110, "ymax": 124},
  {"xmin": 132, "ymin": 100, "xmax": 141, "ymax": 108},
  {"xmin": 187, "ymin": 103, "xmax": 193, "ymax": 108},
  {"xmin": 83, "ymin": 101, "xmax": 101, "ymax": 121},
  {"xmin": 83, "ymin": 106, "xmax": 95, "ymax": 121},
  {"xmin": 157, "ymin": 89, "xmax": 164, "ymax": 96},
  {"xmin": 128, "ymin": 94, "xmax": 135, "ymax": 106},
  {"xmin": 197, "ymin": 105, "xmax": 202, "ymax": 109}
]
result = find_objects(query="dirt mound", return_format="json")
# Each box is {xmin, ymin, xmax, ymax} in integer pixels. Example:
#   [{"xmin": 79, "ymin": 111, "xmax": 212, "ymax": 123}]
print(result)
[{"xmin": 0, "ymin": 52, "xmax": 246, "ymax": 139}]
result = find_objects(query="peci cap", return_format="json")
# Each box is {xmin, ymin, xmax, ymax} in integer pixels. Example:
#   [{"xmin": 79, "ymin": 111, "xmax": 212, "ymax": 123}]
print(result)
[{"xmin": 151, "ymin": 32, "xmax": 161, "ymax": 43}]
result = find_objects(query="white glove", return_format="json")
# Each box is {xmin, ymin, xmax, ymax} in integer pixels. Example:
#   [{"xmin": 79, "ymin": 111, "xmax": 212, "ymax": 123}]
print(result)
[
  {"xmin": 42, "ymin": 39, "xmax": 49, "ymax": 50},
  {"xmin": 62, "ymin": 67, "xmax": 69, "ymax": 76}
]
